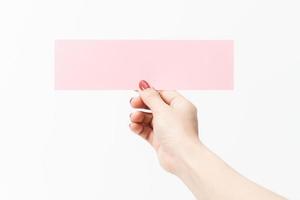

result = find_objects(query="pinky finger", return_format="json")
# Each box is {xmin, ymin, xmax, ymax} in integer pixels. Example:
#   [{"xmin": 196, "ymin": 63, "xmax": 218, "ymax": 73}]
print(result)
[
  {"xmin": 129, "ymin": 123, "xmax": 153, "ymax": 143},
  {"xmin": 129, "ymin": 122, "xmax": 144, "ymax": 134}
]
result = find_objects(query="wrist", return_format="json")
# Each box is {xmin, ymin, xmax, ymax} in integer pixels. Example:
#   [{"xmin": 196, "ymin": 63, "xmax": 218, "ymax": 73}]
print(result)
[
  {"xmin": 171, "ymin": 139, "xmax": 207, "ymax": 177},
  {"xmin": 172, "ymin": 140, "xmax": 223, "ymax": 181}
]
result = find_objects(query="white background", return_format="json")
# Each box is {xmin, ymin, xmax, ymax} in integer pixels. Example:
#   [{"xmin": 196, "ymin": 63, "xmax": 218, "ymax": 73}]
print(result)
[{"xmin": 0, "ymin": 0, "xmax": 300, "ymax": 199}]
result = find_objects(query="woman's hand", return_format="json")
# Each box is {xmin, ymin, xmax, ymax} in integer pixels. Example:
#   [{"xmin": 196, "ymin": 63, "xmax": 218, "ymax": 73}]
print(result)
[
  {"xmin": 129, "ymin": 80, "xmax": 201, "ymax": 174},
  {"xmin": 129, "ymin": 80, "xmax": 286, "ymax": 200}
]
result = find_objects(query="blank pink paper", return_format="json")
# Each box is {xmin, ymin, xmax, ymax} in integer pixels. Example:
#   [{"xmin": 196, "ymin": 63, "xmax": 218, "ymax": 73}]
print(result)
[{"xmin": 55, "ymin": 40, "xmax": 233, "ymax": 90}]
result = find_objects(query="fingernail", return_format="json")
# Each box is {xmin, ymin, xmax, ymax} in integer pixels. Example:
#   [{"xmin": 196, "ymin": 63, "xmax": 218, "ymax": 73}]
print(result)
[
  {"xmin": 139, "ymin": 80, "xmax": 150, "ymax": 90},
  {"xmin": 129, "ymin": 97, "xmax": 133, "ymax": 104}
]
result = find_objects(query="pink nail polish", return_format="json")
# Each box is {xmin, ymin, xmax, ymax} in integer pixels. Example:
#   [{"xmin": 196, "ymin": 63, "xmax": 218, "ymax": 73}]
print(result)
[{"xmin": 139, "ymin": 80, "xmax": 150, "ymax": 90}]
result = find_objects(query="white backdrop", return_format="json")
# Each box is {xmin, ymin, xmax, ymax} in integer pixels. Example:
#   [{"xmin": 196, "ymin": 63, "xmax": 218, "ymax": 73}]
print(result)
[{"xmin": 0, "ymin": 0, "xmax": 300, "ymax": 199}]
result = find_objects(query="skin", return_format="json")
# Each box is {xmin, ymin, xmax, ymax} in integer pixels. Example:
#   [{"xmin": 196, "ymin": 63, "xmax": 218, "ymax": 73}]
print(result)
[{"xmin": 129, "ymin": 83, "xmax": 286, "ymax": 200}]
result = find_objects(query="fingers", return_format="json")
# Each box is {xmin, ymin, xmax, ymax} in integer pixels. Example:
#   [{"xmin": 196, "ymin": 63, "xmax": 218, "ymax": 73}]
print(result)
[
  {"xmin": 158, "ymin": 90, "xmax": 185, "ymax": 106},
  {"xmin": 131, "ymin": 91, "xmax": 185, "ymax": 109},
  {"xmin": 138, "ymin": 81, "xmax": 168, "ymax": 113},
  {"xmin": 130, "ymin": 111, "xmax": 153, "ymax": 125},
  {"xmin": 129, "ymin": 110, "xmax": 154, "ymax": 144},
  {"xmin": 130, "ymin": 96, "xmax": 149, "ymax": 110},
  {"xmin": 129, "ymin": 122, "xmax": 153, "ymax": 142},
  {"xmin": 132, "ymin": 81, "xmax": 185, "ymax": 111}
]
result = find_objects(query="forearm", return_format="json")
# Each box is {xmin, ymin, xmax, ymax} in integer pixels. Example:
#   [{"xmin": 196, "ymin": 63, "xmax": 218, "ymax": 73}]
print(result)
[{"xmin": 174, "ymin": 143, "xmax": 286, "ymax": 200}]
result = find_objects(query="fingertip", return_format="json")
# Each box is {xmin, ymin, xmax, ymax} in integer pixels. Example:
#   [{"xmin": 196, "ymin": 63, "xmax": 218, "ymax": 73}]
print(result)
[{"xmin": 139, "ymin": 80, "xmax": 151, "ymax": 90}]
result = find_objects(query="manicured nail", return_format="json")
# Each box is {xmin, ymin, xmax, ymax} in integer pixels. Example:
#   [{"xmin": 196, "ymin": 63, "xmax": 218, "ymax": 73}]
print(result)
[
  {"xmin": 129, "ymin": 97, "xmax": 133, "ymax": 104},
  {"xmin": 139, "ymin": 80, "xmax": 150, "ymax": 90}
]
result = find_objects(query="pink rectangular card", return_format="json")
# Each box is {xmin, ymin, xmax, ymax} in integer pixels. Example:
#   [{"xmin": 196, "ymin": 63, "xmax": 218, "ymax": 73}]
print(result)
[{"xmin": 55, "ymin": 40, "xmax": 233, "ymax": 90}]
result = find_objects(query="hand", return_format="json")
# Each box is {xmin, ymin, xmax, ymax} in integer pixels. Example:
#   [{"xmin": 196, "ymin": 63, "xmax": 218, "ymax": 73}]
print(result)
[
  {"xmin": 129, "ymin": 80, "xmax": 286, "ymax": 200},
  {"xmin": 129, "ymin": 80, "xmax": 201, "ymax": 174}
]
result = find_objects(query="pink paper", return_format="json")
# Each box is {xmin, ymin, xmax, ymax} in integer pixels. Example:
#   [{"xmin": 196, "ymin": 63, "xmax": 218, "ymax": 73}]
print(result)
[{"xmin": 55, "ymin": 40, "xmax": 233, "ymax": 90}]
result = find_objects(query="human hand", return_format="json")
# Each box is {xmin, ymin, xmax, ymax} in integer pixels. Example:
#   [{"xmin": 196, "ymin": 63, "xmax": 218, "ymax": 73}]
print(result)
[
  {"xmin": 129, "ymin": 80, "xmax": 286, "ymax": 200},
  {"xmin": 129, "ymin": 80, "xmax": 201, "ymax": 174}
]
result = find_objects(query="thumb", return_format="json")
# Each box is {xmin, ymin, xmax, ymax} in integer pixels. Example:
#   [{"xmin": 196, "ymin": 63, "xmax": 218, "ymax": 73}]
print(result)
[{"xmin": 138, "ymin": 80, "xmax": 167, "ymax": 112}]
